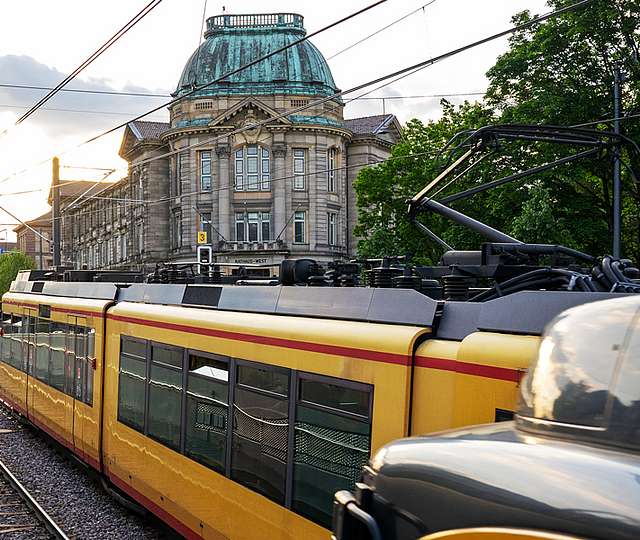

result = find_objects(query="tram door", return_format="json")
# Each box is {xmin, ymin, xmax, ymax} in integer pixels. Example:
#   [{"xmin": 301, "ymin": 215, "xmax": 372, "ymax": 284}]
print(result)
[{"xmin": 67, "ymin": 315, "xmax": 88, "ymax": 457}]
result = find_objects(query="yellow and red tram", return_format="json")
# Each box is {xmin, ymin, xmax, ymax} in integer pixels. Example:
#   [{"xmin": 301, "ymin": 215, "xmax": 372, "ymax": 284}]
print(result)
[{"xmin": 0, "ymin": 272, "xmax": 608, "ymax": 539}]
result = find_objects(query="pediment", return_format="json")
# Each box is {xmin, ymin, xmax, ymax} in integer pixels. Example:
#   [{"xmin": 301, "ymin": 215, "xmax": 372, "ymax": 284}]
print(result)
[
  {"xmin": 208, "ymin": 97, "xmax": 291, "ymax": 128},
  {"xmin": 118, "ymin": 125, "xmax": 139, "ymax": 159}
]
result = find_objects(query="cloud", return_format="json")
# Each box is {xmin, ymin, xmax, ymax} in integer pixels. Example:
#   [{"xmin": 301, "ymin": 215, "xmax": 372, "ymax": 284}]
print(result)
[{"xmin": 0, "ymin": 55, "xmax": 171, "ymax": 138}]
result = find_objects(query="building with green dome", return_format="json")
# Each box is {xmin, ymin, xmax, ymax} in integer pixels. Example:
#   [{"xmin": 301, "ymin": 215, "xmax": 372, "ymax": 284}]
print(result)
[{"xmin": 61, "ymin": 13, "xmax": 401, "ymax": 271}]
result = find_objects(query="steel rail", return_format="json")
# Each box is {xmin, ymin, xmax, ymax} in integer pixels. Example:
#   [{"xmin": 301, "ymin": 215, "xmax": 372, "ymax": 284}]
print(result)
[{"xmin": 0, "ymin": 458, "xmax": 70, "ymax": 539}]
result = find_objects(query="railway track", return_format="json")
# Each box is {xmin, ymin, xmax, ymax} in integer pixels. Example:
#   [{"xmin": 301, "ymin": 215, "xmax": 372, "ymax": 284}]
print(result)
[{"xmin": 0, "ymin": 457, "xmax": 69, "ymax": 539}]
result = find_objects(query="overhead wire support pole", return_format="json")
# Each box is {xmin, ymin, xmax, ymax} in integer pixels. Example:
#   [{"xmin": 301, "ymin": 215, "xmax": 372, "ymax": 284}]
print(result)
[{"xmin": 613, "ymin": 63, "xmax": 623, "ymax": 258}]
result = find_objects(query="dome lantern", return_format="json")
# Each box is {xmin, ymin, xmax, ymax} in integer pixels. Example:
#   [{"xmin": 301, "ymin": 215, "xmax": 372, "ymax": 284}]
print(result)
[{"xmin": 174, "ymin": 12, "xmax": 340, "ymax": 100}]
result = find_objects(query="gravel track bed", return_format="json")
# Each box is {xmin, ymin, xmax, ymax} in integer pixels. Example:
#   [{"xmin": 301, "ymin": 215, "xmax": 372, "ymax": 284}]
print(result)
[{"xmin": 0, "ymin": 407, "xmax": 167, "ymax": 540}]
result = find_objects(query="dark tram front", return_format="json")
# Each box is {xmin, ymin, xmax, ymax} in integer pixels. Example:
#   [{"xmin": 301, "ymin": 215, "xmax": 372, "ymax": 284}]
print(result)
[{"xmin": 333, "ymin": 295, "xmax": 640, "ymax": 540}]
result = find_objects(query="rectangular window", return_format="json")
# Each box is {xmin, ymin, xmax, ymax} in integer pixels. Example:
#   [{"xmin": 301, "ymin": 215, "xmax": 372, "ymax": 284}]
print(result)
[
  {"xmin": 292, "ymin": 375, "xmax": 372, "ymax": 527},
  {"xmin": 327, "ymin": 148, "xmax": 337, "ymax": 192},
  {"xmin": 200, "ymin": 150, "xmax": 212, "ymax": 192},
  {"xmin": 177, "ymin": 151, "xmax": 187, "ymax": 195},
  {"xmin": 171, "ymin": 210, "xmax": 182, "ymax": 250},
  {"xmin": 235, "ymin": 213, "xmax": 245, "ymax": 242},
  {"xmin": 49, "ymin": 323, "xmax": 66, "ymax": 391},
  {"xmin": 236, "ymin": 212, "xmax": 270, "ymax": 243},
  {"xmin": 35, "ymin": 318, "xmax": 50, "ymax": 383},
  {"xmin": 64, "ymin": 323, "xmax": 76, "ymax": 396},
  {"xmin": 328, "ymin": 212, "xmax": 337, "ymax": 246},
  {"xmin": 185, "ymin": 352, "xmax": 229, "ymax": 472},
  {"xmin": 147, "ymin": 343, "xmax": 183, "ymax": 450},
  {"xmin": 261, "ymin": 212, "xmax": 271, "ymax": 242},
  {"xmin": 235, "ymin": 149, "xmax": 244, "ymax": 191},
  {"xmin": 293, "ymin": 149, "xmax": 306, "ymax": 190},
  {"xmin": 117, "ymin": 336, "xmax": 147, "ymax": 432},
  {"xmin": 294, "ymin": 211, "xmax": 306, "ymax": 244},
  {"xmin": 247, "ymin": 212, "xmax": 259, "ymax": 242},
  {"xmin": 0, "ymin": 313, "xmax": 12, "ymax": 364},
  {"xmin": 22, "ymin": 314, "xmax": 36, "ymax": 374},
  {"xmin": 247, "ymin": 145, "xmax": 259, "ymax": 191},
  {"xmin": 232, "ymin": 362, "xmax": 290, "ymax": 504},
  {"xmin": 261, "ymin": 147, "xmax": 270, "ymax": 190},
  {"xmin": 73, "ymin": 324, "xmax": 88, "ymax": 401},
  {"xmin": 199, "ymin": 211, "xmax": 212, "ymax": 245},
  {"xmin": 8, "ymin": 316, "xmax": 22, "ymax": 371}
]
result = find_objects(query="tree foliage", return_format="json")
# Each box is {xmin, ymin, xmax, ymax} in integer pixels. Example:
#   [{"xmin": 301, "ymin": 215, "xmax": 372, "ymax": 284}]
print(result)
[
  {"xmin": 0, "ymin": 251, "xmax": 35, "ymax": 297},
  {"xmin": 355, "ymin": 0, "xmax": 640, "ymax": 262}
]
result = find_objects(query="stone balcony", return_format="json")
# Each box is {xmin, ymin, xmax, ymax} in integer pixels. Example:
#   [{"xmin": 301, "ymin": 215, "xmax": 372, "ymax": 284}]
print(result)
[{"xmin": 219, "ymin": 240, "xmax": 287, "ymax": 252}]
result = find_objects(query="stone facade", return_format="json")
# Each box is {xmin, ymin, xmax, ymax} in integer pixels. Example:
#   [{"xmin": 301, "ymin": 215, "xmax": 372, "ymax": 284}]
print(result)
[
  {"xmin": 13, "ymin": 211, "xmax": 52, "ymax": 270},
  {"xmin": 59, "ymin": 13, "xmax": 401, "ymax": 271}
]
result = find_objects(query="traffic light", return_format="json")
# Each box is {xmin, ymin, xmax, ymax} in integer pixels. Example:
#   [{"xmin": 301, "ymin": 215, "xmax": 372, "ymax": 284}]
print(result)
[{"xmin": 197, "ymin": 246, "xmax": 212, "ymax": 270}]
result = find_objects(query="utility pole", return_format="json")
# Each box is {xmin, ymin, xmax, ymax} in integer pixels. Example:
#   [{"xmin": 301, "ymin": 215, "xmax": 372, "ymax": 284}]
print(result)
[
  {"xmin": 613, "ymin": 64, "xmax": 623, "ymax": 258},
  {"xmin": 52, "ymin": 156, "xmax": 61, "ymax": 267}
]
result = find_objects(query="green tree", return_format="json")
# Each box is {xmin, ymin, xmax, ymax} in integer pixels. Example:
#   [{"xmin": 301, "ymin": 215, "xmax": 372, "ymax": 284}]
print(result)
[
  {"xmin": 0, "ymin": 251, "xmax": 36, "ymax": 296},
  {"xmin": 355, "ymin": 0, "xmax": 640, "ymax": 261}
]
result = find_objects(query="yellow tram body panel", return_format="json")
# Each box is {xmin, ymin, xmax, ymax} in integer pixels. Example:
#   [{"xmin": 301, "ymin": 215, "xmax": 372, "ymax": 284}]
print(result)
[
  {"xmin": 411, "ymin": 332, "xmax": 540, "ymax": 435},
  {"xmin": 1, "ymin": 292, "xmax": 108, "ymax": 469},
  {"xmin": 0, "ymin": 358, "xmax": 27, "ymax": 414},
  {"xmin": 103, "ymin": 301, "xmax": 429, "ymax": 540}
]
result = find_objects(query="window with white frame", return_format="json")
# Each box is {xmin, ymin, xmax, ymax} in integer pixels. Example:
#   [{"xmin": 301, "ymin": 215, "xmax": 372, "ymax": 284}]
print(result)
[
  {"xmin": 293, "ymin": 149, "xmax": 306, "ymax": 190},
  {"xmin": 293, "ymin": 211, "xmax": 306, "ymax": 243},
  {"xmin": 115, "ymin": 234, "xmax": 122, "ymax": 262},
  {"xmin": 235, "ymin": 145, "xmax": 270, "ymax": 191},
  {"xmin": 328, "ymin": 212, "xmax": 337, "ymax": 246},
  {"xmin": 235, "ymin": 212, "xmax": 270, "ymax": 242},
  {"xmin": 327, "ymin": 148, "xmax": 337, "ymax": 192},
  {"xmin": 200, "ymin": 151, "xmax": 212, "ymax": 191}
]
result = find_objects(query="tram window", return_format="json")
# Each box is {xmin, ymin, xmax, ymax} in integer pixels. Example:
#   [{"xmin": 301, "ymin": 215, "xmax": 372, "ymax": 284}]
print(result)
[
  {"xmin": 73, "ymin": 326, "xmax": 87, "ymax": 402},
  {"xmin": 147, "ymin": 343, "xmax": 183, "ymax": 450},
  {"xmin": 237, "ymin": 364, "xmax": 289, "ymax": 396},
  {"xmin": 21, "ymin": 315, "xmax": 35, "ymax": 373},
  {"xmin": 118, "ymin": 336, "xmax": 148, "ymax": 432},
  {"xmin": 0, "ymin": 314, "xmax": 11, "ymax": 361},
  {"xmin": 153, "ymin": 344, "xmax": 183, "ymax": 368},
  {"xmin": 292, "ymin": 376, "xmax": 372, "ymax": 527},
  {"xmin": 35, "ymin": 318, "xmax": 51, "ymax": 383},
  {"xmin": 2, "ymin": 315, "xmax": 18, "ymax": 368},
  {"xmin": 84, "ymin": 328, "xmax": 96, "ymax": 406},
  {"xmin": 185, "ymin": 352, "xmax": 229, "ymax": 473},
  {"xmin": 64, "ymin": 325, "xmax": 76, "ymax": 396},
  {"xmin": 49, "ymin": 323, "xmax": 67, "ymax": 391},
  {"xmin": 9, "ymin": 316, "xmax": 23, "ymax": 371},
  {"xmin": 231, "ymin": 362, "xmax": 290, "ymax": 504},
  {"xmin": 299, "ymin": 379, "xmax": 371, "ymax": 418}
]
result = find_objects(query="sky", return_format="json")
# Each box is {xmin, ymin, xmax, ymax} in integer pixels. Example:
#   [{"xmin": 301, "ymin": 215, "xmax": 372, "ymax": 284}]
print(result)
[{"xmin": 0, "ymin": 0, "xmax": 549, "ymax": 239}]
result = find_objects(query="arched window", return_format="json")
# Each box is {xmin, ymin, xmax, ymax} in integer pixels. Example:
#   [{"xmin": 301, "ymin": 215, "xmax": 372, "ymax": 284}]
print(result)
[{"xmin": 235, "ymin": 145, "xmax": 270, "ymax": 191}]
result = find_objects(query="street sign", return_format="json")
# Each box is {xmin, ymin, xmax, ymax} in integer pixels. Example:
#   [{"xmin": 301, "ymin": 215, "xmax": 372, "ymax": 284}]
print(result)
[{"xmin": 197, "ymin": 231, "xmax": 208, "ymax": 244}]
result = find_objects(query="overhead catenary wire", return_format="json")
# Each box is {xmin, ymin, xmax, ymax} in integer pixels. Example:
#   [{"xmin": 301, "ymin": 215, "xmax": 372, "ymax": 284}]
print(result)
[
  {"xmin": 14, "ymin": 148, "xmax": 440, "ymax": 225},
  {"xmin": 325, "ymin": 0, "xmax": 438, "ymax": 61},
  {"xmin": 0, "ymin": 83, "xmax": 484, "ymax": 101},
  {"xmin": 0, "ymin": 0, "xmax": 389, "ymax": 187},
  {"xmin": 0, "ymin": 0, "xmax": 594, "ymax": 226},
  {"xmin": 0, "ymin": 0, "xmax": 164, "ymax": 136},
  {"xmin": 124, "ymin": 0, "xmax": 590, "ymax": 174}
]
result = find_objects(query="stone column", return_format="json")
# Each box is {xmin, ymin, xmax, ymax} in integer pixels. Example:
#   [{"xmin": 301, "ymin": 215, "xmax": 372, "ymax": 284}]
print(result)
[
  {"xmin": 272, "ymin": 143, "xmax": 287, "ymax": 241},
  {"xmin": 216, "ymin": 144, "xmax": 231, "ymax": 242}
]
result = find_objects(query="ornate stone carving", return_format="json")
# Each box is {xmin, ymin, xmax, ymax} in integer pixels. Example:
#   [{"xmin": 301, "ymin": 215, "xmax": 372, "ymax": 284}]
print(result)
[{"xmin": 216, "ymin": 144, "xmax": 231, "ymax": 158}]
